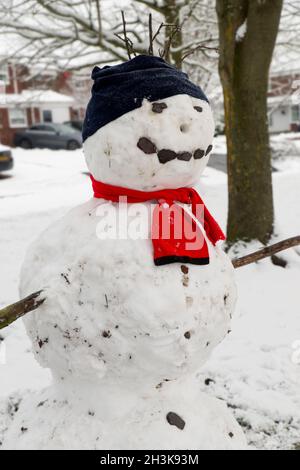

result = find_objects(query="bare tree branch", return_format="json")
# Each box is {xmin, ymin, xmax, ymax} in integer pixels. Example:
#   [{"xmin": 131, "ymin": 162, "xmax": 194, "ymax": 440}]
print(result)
[
  {"xmin": 0, "ymin": 291, "xmax": 45, "ymax": 330},
  {"xmin": 121, "ymin": 10, "xmax": 133, "ymax": 59},
  {"xmin": 95, "ymin": 0, "xmax": 102, "ymax": 41},
  {"xmin": 0, "ymin": 0, "xmax": 220, "ymax": 88},
  {"xmin": 232, "ymin": 236, "xmax": 300, "ymax": 268},
  {"xmin": 148, "ymin": 13, "xmax": 154, "ymax": 55}
]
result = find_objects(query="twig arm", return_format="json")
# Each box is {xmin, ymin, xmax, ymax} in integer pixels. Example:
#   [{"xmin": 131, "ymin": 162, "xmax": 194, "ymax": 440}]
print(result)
[
  {"xmin": 232, "ymin": 236, "xmax": 300, "ymax": 268},
  {"xmin": 121, "ymin": 11, "xmax": 132, "ymax": 60},
  {"xmin": 0, "ymin": 237, "xmax": 299, "ymax": 331},
  {"xmin": 0, "ymin": 291, "xmax": 45, "ymax": 330}
]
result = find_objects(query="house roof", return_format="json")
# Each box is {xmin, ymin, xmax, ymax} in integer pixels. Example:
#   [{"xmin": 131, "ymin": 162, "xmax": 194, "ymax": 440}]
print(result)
[
  {"xmin": 270, "ymin": 67, "xmax": 300, "ymax": 78},
  {"xmin": 268, "ymin": 94, "xmax": 299, "ymax": 107},
  {"xmin": 0, "ymin": 89, "xmax": 74, "ymax": 107},
  {"xmin": 271, "ymin": 48, "xmax": 300, "ymax": 77}
]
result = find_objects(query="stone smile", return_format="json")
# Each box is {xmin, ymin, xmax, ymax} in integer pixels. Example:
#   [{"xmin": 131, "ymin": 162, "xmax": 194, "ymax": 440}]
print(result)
[{"xmin": 137, "ymin": 137, "xmax": 213, "ymax": 164}]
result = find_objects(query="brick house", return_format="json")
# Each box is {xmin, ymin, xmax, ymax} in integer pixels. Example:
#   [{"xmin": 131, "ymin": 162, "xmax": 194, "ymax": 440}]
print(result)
[
  {"xmin": 268, "ymin": 70, "xmax": 300, "ymax": 134},
  {"xmin": 0, "ymin": 62, "xmax": 90, "ymax": 146}
]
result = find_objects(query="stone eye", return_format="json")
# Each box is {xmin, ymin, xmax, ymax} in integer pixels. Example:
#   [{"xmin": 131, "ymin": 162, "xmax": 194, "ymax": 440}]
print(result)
[
  {"xmin": 152, "ymin": 102, "xmax": 167, "ymax": 113},
  {"xmin": 194, "ymin": 106, "xmax": 203, "ymax": 113}
]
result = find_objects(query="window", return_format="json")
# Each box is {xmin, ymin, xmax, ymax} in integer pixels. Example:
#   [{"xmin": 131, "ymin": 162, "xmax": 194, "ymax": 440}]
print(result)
[
  {"xmin": 292, "ymin": 105, "xmax": 300, "ymax": 122},
  {"xmin": 42, "ymin": 125, "xmax": 55, "ymax": 132},
  {"xmin": 0, "ymin": 63, "xmax": 9, "ymax": 85},
  {"xmin": 42, "ymin": 109, "xmax": 53, "ymax": 123},
  {"xmin": 30, "ymin": 125, "xmax": 55, "ymax": 132},
  {"xmin": 269, "ymin": 113, "xmax": 273, "ymax": 127},
  {"xmin": 9, "ymin": 108, "xmax": 27, "ymax": 128}
]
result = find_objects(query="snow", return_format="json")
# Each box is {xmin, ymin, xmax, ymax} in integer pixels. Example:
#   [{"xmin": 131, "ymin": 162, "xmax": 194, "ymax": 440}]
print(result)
[
  {"xmin": 213, "ymin": 134, "xmax": 227, "ymax": 155},
  {"xmin": 84, "ymin": 96, "xmax": 215, "ymax": 191},
  {"xmin": 236, "ymin": 21, "xmax": 247, "ymax": 42},
  {"xmin": 0, "ymin": 138, "xmax": 300, "ymax": 449},
  {"xmin": 213, "ymin": 133, "xmax": 300, "ymax": 159},
  {"xmin": 0, "ymin": 90, "xmax": 74, "ymax": 106},
  {"xmin": 0, "ymin": 148, "xmax": 89, "ymax": 400},
  {"xmin": 1, "ymin": 94, "xmax": 248, "ymax": 449},
  {"xmin": 268, "ymin": 95, "xmax": 295, "ymax": 106},
  {"xmin": 0, "ymin": 143, "xmax": 10, "ymax": 152},
  {"xmin": 2, "ymin": 380, "xmax": 246, "ymax": 450}
]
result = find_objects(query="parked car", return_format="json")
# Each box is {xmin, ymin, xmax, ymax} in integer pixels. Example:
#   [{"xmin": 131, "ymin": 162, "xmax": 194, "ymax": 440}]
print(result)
[
  {"xmin": 0, "ymin": 143, "xmax": 13, "ymax": 172},
  {"xmin": 64, "ymin": 120, "xmax": 83, "ymax": 132},
  {"xmin": 14, "ymin": 123, "xmax": 82, "ymax": 150}
]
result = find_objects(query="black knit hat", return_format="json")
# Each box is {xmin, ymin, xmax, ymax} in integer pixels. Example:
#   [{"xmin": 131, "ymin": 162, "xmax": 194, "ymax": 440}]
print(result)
[{"xmin": 82, "ymin": 55, "xmax": 209, "ymax": 142}]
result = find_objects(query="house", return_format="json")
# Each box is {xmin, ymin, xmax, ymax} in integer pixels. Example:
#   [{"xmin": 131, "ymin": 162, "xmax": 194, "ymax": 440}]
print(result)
[
  {"xmin": 0, "ymin": 62, "xmax": 90, "ymax": 146},
  {"xmin": 0, "ymin": 89, "xmax": 75, "ymax": 146},
  {"xmin": 268, "ymin": 70, "xmax": 300, "ymax": 134}
]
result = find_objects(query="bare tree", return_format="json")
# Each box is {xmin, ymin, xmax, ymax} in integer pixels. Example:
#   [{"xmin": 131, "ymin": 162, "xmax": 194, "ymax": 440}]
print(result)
[
  {"xmin": 268, "ymin": 0, "xmax": 300, "ymax": 108},
  {"xmin": 0, "ymin": 0, "xmax": 133, "ymax": 72},
  {"xmin": 216, "ymin": 0, "xmax": 283, "ymax": 245},
  {"xmin": 275, "ymin": 0, "xmax": 300, "ymax": 59},
  {"xmin": 132, "ymin": 0, "xmax": 219, "ymax": 75},
  {"xmin": 0, "ymin": 1, "xmax": 218, "ymax": 83}
]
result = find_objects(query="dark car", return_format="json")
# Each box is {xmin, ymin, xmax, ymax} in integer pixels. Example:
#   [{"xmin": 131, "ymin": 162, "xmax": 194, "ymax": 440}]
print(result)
[
  {"xmin": 0, "ymin": 144, "xmax": 14, "ymax": 172},
  {"xmin": 14, "ymin": 123, "xmax": 82, "ymax": 150},
  {"xmin": 64, "ymin": 120, "xmax": 83, "ymax": 132}
]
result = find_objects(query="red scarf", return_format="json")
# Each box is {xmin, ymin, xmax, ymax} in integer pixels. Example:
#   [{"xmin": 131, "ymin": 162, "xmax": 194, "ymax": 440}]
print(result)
[{"xmin": 91, "ymin": 175, "xmax": 225, "ymax": 266}]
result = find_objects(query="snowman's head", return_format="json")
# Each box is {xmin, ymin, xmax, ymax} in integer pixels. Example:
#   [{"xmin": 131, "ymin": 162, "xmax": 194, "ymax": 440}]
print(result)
[{"xmin": 83, "ymin": 56, "xmax": 214, "ymax": 191}]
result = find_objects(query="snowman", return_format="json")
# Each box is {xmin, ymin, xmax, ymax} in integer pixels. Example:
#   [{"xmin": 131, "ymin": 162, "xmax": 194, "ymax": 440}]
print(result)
[{"xmin": 3, "ymin": 56, "xmax": 247, "ymax": 450}]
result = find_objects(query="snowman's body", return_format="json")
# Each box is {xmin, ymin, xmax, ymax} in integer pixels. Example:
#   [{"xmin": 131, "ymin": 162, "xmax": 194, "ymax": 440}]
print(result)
[
  {"xmin": 3, "ymin": 64, "xmax": 247, "ymax": 449},
  {"xmin": 4, "ymin": 199, "xmax": 244, "ymax": 450}
]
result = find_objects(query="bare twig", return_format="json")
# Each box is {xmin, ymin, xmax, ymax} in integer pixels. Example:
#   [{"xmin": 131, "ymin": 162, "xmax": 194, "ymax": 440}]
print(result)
[
  {"xmin": 152, "ymin": 22, "xmax": 165, "ymax": 43},
  {"xmin": 95, "ymin": 0, "xmax": 102, "ymax": 42},
  {"xmin": 113, "ymin": 17, "xmax": 182, "ymax": 64},
  {"xmin": 0, "ymin": 291, "xmax": 45, "ymax": 330},
  {"xmin": 148, "ymin": 13, "xmax": 153, "ymax": 56},
  {"xmin": 158, "ymin": 48, "xmax": 165, "ymax": 58},
  {"xmin": 181, "ymin": 44, "xmax": 219, "ymax": 63},
  {"xmin": 232, "ymin": 236, "xmax": 300, "ymax": 268},
  {"xmin": 121, "ymin": 10, "xmax": 132, "ymax": 60},
  {"xmin": 163, "ymin": 24, "xmax": 181, "ymax": 61}
]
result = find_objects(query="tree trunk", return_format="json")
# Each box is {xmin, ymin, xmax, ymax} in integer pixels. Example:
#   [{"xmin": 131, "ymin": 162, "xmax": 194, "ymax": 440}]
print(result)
[{"xmin": 216, "ymin": 0, "xmax": 283, "ymax": 244}]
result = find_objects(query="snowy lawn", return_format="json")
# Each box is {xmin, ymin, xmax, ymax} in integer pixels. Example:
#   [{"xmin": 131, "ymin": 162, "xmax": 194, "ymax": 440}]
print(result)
[
  {"xmin": 214, "ymin": 132, "xmax": 300, "ymax": 158},
  {"xmin": 0, "ymin": 147, "xmax": 300, "ymax": 449}
]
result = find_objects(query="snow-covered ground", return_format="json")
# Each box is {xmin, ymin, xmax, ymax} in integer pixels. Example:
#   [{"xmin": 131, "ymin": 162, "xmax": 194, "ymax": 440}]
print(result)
[
  {"xmin": 0, "ymin": 146, "xmax": 300, "ymax": 450},
  {"xmin": 213, "ymin": 132, "xmax": 300, "ymax": 158}
]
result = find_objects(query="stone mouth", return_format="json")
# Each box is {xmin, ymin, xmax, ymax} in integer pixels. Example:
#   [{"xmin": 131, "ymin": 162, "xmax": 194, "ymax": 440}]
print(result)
[{"xmin": 137, "ymin": 137, "xmax": 213, "ymax": 165}]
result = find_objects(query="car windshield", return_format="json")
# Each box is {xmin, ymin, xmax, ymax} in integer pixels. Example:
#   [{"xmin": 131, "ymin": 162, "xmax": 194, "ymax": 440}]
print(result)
[{"xmin": 30, "ymin": 124, "xmax": 78, "ymax": 134}]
